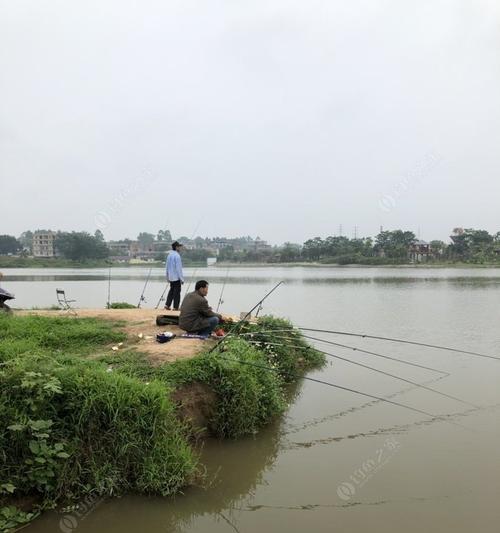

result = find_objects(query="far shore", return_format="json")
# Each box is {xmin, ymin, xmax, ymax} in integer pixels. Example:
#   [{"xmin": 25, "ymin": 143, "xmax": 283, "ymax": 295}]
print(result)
[{"xmin": 2, "ymin": 259, "xmax": 500, "ymax": 270}]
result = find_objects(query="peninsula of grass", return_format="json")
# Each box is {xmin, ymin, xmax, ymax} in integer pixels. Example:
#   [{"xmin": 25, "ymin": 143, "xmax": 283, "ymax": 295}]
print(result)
[{"xmin": 0, "ymin": 313, "xmax": 324, "ymax": 531}]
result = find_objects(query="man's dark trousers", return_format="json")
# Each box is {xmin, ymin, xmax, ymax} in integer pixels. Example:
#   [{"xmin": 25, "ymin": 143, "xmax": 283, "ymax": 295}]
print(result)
[{"xmin": 166, "ymin": 280, "xmax": 182, "ymax": 309}]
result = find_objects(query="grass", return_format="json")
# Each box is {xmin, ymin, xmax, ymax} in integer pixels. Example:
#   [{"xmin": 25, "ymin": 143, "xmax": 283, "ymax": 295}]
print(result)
[
  {"xmin": 0, "ymin": 313, "xmax": 325, "ymax": 530},
  {"xmin": 0, "ymin": 315, "xmax": 125, "ymax": 363}
]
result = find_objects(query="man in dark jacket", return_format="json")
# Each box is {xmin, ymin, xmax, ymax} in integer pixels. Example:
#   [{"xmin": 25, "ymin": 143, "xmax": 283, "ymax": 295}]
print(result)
[{"xmin": 179, "ymin": 280, "xmax": 223, "ymax": 337}]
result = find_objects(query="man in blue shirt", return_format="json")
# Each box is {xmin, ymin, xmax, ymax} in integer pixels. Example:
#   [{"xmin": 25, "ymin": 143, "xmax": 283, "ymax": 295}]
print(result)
[{"xmin": 165, "ymin": 241, "xmax": 184, "ymax": 310}]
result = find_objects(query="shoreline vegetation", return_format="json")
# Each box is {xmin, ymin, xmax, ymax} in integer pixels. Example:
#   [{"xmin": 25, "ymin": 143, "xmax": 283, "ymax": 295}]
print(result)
[
  {"xmin": 0, "ymin": 313, "xmax": 324, "ymax": 531},
  {"xmin": 2, "ymin": 256, "xmax": 500, "ymax": 269},
  {"xmin": 3, "ymin": 227, "xmax": 500, "ymax": 269}
]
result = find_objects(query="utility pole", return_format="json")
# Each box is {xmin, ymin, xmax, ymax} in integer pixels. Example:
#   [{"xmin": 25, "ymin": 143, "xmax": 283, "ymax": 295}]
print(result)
[{"xmin": 339, "ymin": 224, "xmax": 343, "ymax": 237}]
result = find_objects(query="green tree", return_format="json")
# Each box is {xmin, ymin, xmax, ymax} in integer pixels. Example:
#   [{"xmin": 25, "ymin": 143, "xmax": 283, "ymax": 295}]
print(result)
[
  {"xmin": 19, "ymin": 231, "xmax": 34, "ymax": 253},
  {"xmin": 375, "ymin": 230, "xmax": 416, "ymax": 259},
  {"xmin": 449, "ymin": 228, "xmax": 494, "ymax": 261},
  {"xmin": 137, "ymin": 232, "xmax": 155, "ymax": 245},
  {"xmin": 0, "ymin": 235, "xmax": 21, "ymax": 255},
  {"xmin": 302, "ymin": 237, "xmax": 324, "ymax": 260},
  {"xmin": 56, "ymin": 232, "xmax": 109, "ymax": 261},
  {"xmin": 157, "ymin": 229, "xmax": 172, "ymax": 242},
  {"xmin": 280, "ymin": 243, "xmax": 301, "ymax": 262},
  {"xmin": 430, "ymin": 240, "xmax": 447, "ymax": 256}
]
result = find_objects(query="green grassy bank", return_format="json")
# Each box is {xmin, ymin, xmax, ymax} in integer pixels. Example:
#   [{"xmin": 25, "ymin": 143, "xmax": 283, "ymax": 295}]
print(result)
[
  {"xmin": 0, "ymin": 257, "xmax": 206, "ymax": 269},
  {"xmin": 0, "ymin": 314, "xmax": 324, "ymax": 531}
]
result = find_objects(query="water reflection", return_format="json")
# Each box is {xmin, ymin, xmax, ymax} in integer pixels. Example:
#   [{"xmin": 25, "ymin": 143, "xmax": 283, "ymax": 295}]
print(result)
[{"xmin": 27, "ymin": 383, "xmax": 305, "ymax": 533}]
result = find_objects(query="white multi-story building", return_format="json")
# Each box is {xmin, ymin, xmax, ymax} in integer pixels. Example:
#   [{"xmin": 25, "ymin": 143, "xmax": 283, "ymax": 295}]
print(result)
[{"xmin": 33, "ymin": 231, "xmax": 56, "ymax": 257}]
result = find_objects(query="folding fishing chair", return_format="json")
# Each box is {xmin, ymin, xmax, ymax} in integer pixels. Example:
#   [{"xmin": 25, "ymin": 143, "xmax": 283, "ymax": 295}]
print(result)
[{"xmin": 56, "ymin": 288, "xmax": 77, "ymax": 316}]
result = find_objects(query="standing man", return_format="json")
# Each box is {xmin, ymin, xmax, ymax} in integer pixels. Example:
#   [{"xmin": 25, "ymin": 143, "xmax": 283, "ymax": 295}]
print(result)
[
  {"xmin": 179, "ymin": 280, "xmax": 223, "ymax": 338},
  {"xmin": 165, "ymin": 241, "xmax": 184, "ymax": 310}
]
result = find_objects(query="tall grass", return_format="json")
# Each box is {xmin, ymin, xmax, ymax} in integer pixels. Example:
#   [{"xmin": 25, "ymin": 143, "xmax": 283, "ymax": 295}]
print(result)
[{"xmin": 0, "ymin": 313, "xmax": 324, "ymax": 529}]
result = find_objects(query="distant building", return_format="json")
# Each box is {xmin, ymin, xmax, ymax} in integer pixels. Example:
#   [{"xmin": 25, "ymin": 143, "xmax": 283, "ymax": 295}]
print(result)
[
  {"xmin": 33, "ymin": 231, "xmax": 56, "ymax": 257},
  {"xmin": 409, "ymin": 240, "xmax": 431, "ymax": 262},
  {"xmin": 107, "ymin": 241, "xmax": 131, "ymax": 261}
]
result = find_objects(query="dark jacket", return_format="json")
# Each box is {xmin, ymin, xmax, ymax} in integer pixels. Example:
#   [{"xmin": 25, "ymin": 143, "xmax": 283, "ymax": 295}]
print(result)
[{"xmin": 179, "ymin": 290, "xmax": 221, "ymax": 332}]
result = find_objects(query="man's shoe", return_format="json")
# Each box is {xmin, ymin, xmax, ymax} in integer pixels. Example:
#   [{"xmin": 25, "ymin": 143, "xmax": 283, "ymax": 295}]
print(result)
[{"xmin": 164, "ymin": 306, "xmax": 171, "ymax": 310}]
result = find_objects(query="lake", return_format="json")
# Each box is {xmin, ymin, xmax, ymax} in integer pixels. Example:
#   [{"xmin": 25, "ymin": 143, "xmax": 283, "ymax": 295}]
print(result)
[{"xmin": 2, "ymin": 266, "xmax": 500, "ymax": 533}]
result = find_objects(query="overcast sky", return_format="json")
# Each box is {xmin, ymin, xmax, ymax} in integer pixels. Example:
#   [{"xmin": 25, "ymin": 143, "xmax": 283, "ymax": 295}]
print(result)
[{"xmin": 1, "ymin": 0, "xmax": 499, "ymax": 244}]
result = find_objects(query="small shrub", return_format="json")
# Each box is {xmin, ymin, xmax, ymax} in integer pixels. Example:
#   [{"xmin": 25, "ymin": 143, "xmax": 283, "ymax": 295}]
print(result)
[{"xmin": 107, "ymin": 302, "xmax": 136, "ymax": 309}]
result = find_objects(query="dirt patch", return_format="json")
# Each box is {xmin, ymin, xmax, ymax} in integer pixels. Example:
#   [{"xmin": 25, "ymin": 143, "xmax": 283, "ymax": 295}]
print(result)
[
  {"xmin": 18, "ymin": 308, "xmax": 221, "ymax": 364},
  {"xmin": 171, "ymin": 382, "xmax": 219, "ymax": 438}
]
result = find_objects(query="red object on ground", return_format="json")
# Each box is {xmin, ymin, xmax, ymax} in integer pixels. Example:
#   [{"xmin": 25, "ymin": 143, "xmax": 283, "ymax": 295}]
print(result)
[{"xmin": 214, "ymin": 328, "xmax": 226, "ymax": 337}]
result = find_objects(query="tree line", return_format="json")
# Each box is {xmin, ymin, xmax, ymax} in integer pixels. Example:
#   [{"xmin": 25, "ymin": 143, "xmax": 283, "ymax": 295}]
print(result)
[{"xmin": 1, "ymin": 227, "xmax": 500, "ymax": 264}]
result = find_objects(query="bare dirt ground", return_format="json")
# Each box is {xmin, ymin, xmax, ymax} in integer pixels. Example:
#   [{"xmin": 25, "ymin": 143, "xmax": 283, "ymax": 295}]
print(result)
[{"xmin": 20, "ymin": 308, "xmax": 223, "ymax": 364}]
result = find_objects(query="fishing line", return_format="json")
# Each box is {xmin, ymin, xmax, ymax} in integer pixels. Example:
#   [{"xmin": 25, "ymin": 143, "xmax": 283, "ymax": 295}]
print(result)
[
  {"xmin": 284, "ymin": 374, "xmax": 450, "ymax": 437},
  {"xmin": 296, "ymin": 327, "xmax": 500, "ymax": 361},
  {"xmin": 212, "ymin": 351, "xmax": 468, "ymax": 429},
  {"xmin": 239, "ymin": 331, "xmax": 448, "ymax": 376},
  {"xmin": 242, "ymin": 336, "xmax": 474, "ymax": 407},
  {"xmin": 313, "ymin": 347, "xmax": 475, "ymax": 408},
  {"xmin": 238, "ymin": 326, "xmax": 500, "ymax": 362}
]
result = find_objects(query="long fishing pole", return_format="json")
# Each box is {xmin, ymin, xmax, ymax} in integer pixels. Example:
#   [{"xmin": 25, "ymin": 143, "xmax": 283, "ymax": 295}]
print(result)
[
  {"xmin": 241, "ymin": 334, "xmax": 473, "ymax": 407},
  {"xmin": 216, "ymin": 267, "xmax": 230, "ymax": 313},
  {"xmin": 137, "ymin": 267, "xmax": 153, "ymax": 308},
  {"xmin": 207, "ymin": 281, "xmax": 285, "ymax": 354},
  {"xmin": 296, "ymin": 327, "xmax": 500, "ymax": 362},
  {"xmin": 238, "ymin": 329, "xmax": 448, "ymax": 376},
  {"xmin": 239, "ymin": 325, "xmax": 500, "ymax": 362},
  {"xmin": 106, "ymin": 267, "xmax": 111, "ymax": 308},
  {"xmin": 241, "ymin": 281, "xmax": 284, "ymax": 323},
  {"xmin": 311, "ymin": 346, "xmax": 476, "ymax": 408},
  {"xmin": 213, "ymin": 352, "xmax": 465, "ymax": 425},
  {"xmin": 155, "ymin": 282, "xmax": 168, "ymax": 309},
  {"xmin": 184, "ymin": 267, "xmax": 198, "ymax": 296}
]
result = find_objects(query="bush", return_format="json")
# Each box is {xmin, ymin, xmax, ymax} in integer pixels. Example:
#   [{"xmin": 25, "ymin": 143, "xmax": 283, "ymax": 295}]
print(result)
[
  {"xmin": 107, "ymin": 302, "xmax": 136, "ymax": 309},
  {"xmin": 0, "ymin": 355, "xmax": 196, "ymax": 505},
  {"xmin": 235, "ymin": 315, "xmax": 326, "ymax": 376}
]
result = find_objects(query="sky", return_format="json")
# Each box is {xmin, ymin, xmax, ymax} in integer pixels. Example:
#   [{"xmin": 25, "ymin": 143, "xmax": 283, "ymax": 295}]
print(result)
[{"xmin": 1, "ymin": 0, "xmax": 499, "ymax": 244}]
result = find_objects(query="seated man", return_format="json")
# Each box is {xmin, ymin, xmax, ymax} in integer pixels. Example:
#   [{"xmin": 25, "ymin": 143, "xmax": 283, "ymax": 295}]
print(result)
[{"xmin": 179, "ymin": 280, "xmax": 223, "ymax": 338}]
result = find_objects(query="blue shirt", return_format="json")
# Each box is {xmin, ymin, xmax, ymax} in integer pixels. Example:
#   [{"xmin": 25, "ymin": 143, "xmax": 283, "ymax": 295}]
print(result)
[{"xmin": 166, "ymin": 250, "xmax": 184, "ymax": 282}]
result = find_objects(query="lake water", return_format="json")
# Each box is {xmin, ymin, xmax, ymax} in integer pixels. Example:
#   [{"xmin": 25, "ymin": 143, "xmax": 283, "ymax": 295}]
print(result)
[{"xmin": 2, "ymin": 266, "xmax": 500, "ymax": 533}]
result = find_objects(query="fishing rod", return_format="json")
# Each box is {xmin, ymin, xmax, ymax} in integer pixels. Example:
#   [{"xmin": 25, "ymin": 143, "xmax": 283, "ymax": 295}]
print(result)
[
  {"xmin": 216, "ymin": 267, "xmax": 230, "ymax": 313},
  {"xmin": 240, "ymin": 335, "xmax": 473, "ymax": 407},
  {"xmin": 106, "ymin": 267, "xmax": 111, "ymax": 308},
  {"xmin": 296, "ymin": 327, "xmax": 500, "ymax": 362},
  {"xmin": 207, "ymin": 281, "xmax": 285, "ymax": 354},
  {"xmin": 311, "ymin": 346, "xmax": 476, "ymax": 408},
  {"xmin": 213, "ymin": 351, "xmax": 466, "ymax": 426},
  {"xmin": 137, "ymin": 267, "xmax": 153, "ymax": 308},
  {"xmin": 249, "ymin": 331, "xmax": 449, "ymax": 376},
  {"xmin": 155, "ymin": 283, "xmax": 168, "ymax": 309},
  {"xmin": 184, "ymin": 267, "xmax": 198, "ymax": 296},
  {"xmin": 240, "ymin": 281, "xmax": 284, "ymax": 323},
  {"xmin": 239, "ymin": 325, "xmax": 500, "ymax": 362}
]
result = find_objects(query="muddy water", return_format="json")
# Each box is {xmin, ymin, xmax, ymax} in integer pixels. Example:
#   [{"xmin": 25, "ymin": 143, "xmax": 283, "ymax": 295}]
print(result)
[{"xmin": 3, "ymin": 266, "xmax": 500, "ymax": 532}]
